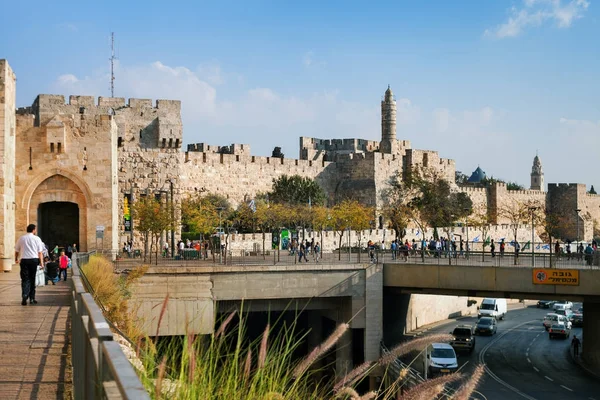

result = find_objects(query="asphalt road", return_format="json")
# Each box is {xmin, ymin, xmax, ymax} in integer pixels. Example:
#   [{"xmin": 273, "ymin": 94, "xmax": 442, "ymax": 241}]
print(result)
[{"xmin": 420, "ymin": 303, "xmax": 599, "ymax": 400}]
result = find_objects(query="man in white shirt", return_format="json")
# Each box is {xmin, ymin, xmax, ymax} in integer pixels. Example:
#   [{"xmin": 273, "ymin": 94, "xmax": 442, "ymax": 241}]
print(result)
[{"xmin": 15, "ymin": 224, "xmax": 45, "ymax": 305}]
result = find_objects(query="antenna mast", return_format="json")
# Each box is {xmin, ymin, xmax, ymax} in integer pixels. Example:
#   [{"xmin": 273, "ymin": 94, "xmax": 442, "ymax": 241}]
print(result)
[{"xmin": 110, "ymin": 32, "xmax": 117, "ymax": 97}]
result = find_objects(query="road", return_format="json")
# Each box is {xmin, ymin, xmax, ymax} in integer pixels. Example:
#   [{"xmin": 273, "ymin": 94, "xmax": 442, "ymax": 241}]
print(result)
[{"xmin": 418, "ymin": 303, "xmax": 599, "ymax": 400}]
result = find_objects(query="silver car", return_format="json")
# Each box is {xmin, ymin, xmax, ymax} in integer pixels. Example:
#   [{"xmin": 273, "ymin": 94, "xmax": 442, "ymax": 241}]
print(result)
[{"xmin": 543, "ymin": 313, "xmax": 571, "ymax": 330}]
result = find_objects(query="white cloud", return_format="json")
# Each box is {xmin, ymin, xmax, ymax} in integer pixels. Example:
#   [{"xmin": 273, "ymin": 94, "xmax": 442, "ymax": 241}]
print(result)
[
  {"xmin": 302, "ymin": 51, "xmax": 326, "ymax": 68},
  {"xmin": 485, "ymin": 0, "xmax": 589, "ymax": 38},
  {"xmin": 56, "ymin": 23, "xmax": 78, "ymax": 32}
]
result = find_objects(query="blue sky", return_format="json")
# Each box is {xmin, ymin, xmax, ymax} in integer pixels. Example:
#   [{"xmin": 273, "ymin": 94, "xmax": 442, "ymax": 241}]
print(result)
[{"xmin": 1, "ymin": 0, "xmax": 598, "ymax": 188}]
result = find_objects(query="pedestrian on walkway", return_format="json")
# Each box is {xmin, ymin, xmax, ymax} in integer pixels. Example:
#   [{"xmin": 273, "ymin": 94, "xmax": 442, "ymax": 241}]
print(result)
[
  {"xmin": 572, "ymin": 335, "xmax": 581, "ymax": 357},
  {"xmin": 58, "ymin": 251, "xmax": 70, "ymax": 281},
  {"xmin": 490, "ymin": 239, "xmax": 496, "ymax": 258},
  {"xmin": 15, "ymin": 224, "xmax": 45, "ymax": 305}
]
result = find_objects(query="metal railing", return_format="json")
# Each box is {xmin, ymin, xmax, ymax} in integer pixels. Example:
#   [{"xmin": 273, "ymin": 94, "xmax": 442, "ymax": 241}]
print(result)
[
  {"xmin": 71, "ymin": 252, "xmax": 150, "ymax": 400},
  {"xmin": 110, "ymin": 242, "xmax": 599, "ymax": 270}
]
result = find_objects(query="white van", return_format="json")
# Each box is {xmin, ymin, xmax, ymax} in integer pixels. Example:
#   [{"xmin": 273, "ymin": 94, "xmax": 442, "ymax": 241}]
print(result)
[
  {"xmin": 478, "ymin": 298, "xmax": 507, "ymax": 320},
  {"xmin": 426, "ymin": 343, "xmax": 458, "ymax": 377}
]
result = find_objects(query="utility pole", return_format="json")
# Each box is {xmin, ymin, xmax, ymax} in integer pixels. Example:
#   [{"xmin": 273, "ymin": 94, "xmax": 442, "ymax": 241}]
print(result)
[{"xmin": 110, "ymin": 32, "xmax": 117, "ymax": 97}]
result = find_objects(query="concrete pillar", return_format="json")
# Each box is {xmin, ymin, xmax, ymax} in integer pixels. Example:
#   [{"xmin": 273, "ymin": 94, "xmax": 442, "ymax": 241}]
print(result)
[
  {"xmin": 582, "ymin": 299, "xmax": 600, "ymax": 373},
  {"xmin": 336, "ymin": 299, "xmax": 353, "ymax": 378},
  {"xmin": 307, "ymin": 310, "xmax": 323, "ymax": 376},
  {"xmin": 364, "ymin": 264, "xmax": 383, "ymax": 361}
]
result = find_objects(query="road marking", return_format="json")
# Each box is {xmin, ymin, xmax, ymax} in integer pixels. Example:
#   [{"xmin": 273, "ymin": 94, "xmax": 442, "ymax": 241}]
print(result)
[
  {"xmin": 560, "ymin": 385, "xmax": 573, "ymax": 392},
  {"xmin": 527, "ymin": 347, "xmax": 530, "ymax": 352},
  {"xmin": 456, "ymin": 360, "xmax": 470, "ymax": 373},
  {"xmin": 545, "ymin": 376, "xmax": 554, "ymax": 381},
  {"xmin": 533, "ymin": 367, "xmax": 539, "ymax": 372},
  {"xmin": 526, "ymin": 352, "xmax": 529, "ymax": 357},
  {"xmin": 479, "ymin": 319, "xmax": 539, "ymax": 400},
  {"xmin": 527, "ymin": 358, "xmax": 531, "ymax": 363},
  {"xmin": 589, "ymin": 397, "xmax": 597, "ymax": 400}
]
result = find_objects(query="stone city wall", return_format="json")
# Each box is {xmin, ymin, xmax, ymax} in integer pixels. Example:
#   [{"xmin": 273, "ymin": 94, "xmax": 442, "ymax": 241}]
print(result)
[
  {"xmin": 0, "ymin": 60, "xmax": 16, "ymax": 269},
  {"xmin": 181, "ymin": 150, "xmax": 338, "ymax": 207},
  {"xmin": 15, "ymin": 111, "xmax": 118, "ymax": 251}
]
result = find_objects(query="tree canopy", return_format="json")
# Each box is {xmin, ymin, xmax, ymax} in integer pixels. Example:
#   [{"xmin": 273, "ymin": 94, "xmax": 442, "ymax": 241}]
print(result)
[{"xmin": 268, "ymin": 175, "xmax": 326, "ymax": 206}]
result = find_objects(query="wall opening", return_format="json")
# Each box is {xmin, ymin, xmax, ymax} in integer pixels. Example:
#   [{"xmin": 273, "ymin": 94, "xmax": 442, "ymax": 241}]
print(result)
[{"xmin": 38, "ymin": 201, "xmax": 80, "ymax": 250}]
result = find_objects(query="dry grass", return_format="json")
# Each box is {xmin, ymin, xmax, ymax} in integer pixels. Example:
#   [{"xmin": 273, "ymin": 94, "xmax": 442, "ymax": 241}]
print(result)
[{"xmin": 81, "ymin": 255, "xmax": 148, "ymax": 341}]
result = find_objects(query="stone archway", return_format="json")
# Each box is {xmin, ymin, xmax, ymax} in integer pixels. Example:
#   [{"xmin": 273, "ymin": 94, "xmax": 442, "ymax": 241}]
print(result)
[{"xmin": 28, "ymin": 174, "xmax": 88, "ymax": 251}]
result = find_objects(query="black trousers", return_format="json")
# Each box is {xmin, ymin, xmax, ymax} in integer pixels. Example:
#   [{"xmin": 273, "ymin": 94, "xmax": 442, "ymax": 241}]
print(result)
[{"xmin": 20, "ymin": 258, "xmax": 39, "ymax": 300}]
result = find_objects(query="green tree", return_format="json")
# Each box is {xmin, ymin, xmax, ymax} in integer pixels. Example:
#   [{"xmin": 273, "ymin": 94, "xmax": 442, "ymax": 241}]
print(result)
[
  {"xmin": 506, "ymin": 181, "xmax": 525, "ymax": 190},
  {"xmin": 268, "ymin": 175, "xmax": 326, "ymax": 206},
  {"xmin": 182, "ymin": 194, "xmax": 232, "ymax": 262},
  {"xmin": 455, "ymin": 170, "xmax": 469, "ymax": 185},
  {"xmin": 132, "ymin": 196, "xmax": 172, "ymax": 263},
  {"xmin": 589, "ymin": 185, "xmax": 597, "ymax": 195},
  {"xmin": 468, "ymin": 204, "xmax": 493, "ymax": 261},
  {"xmin": 381, "ymin": 172, "xmax": 413, "ymax": 241},
  {"xmin": 330, "ymin": 200, "xmax": 372, "ymax": 260}
]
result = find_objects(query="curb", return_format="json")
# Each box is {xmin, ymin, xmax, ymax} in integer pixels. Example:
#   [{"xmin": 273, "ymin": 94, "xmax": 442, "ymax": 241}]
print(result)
[
  {"xmin": 568, "ymin": 343, "xmax": 600, "ymax": 380},
  {"xmin": 405, "ymin": 300, "xmax": 534, "ymax": 337}
]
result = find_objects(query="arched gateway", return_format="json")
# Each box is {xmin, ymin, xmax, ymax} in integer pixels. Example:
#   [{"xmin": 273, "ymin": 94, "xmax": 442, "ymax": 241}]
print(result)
[{"xmin": 23, "ymin": 173, "xmax": 90, "ymax": 252}]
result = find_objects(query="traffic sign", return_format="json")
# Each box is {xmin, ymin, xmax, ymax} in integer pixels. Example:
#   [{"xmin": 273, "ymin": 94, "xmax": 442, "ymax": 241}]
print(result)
[{"xmin": 532, "ymin": 269, "xmax": 579, "ymax": 286}]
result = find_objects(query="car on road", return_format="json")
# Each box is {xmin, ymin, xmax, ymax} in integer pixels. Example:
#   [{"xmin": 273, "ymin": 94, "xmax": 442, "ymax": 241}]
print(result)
[
  {"xmin": 553, "ymin": 301, "xmax": 573, "ymax": 311},
  {"xmin": 554, "ymin": 309, "xmax": 573, "ymax": 320},
  {"xmin": 570, "ymin": 312, "xmax": 584, "ymax": 327},
  {"xmin": 450, "ymin": 325, "xmax": 476, "ymax": 353},
  {"xmin": 543, "ymin": 313, "xmax": 571, "ymax": 330},
  {"xmin": 426, "ymin": 343, "xmax": 458, "ymax": 377},
  {"xmin": 537, "ymin": 300, "xmax": 555, "ymax": 309},
  {"xmin": 548, "ymin": 323, "xmax": 571, "ymax": 339},
  {"xmin": 474, "ymin": 317, "xmax": 497, "ymax": 336}
]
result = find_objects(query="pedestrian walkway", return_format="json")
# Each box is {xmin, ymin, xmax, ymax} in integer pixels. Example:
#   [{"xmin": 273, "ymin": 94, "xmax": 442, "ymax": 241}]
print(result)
[{"xmin": 0, "ymin": 267, "xmax": 72, "ymax": 399}]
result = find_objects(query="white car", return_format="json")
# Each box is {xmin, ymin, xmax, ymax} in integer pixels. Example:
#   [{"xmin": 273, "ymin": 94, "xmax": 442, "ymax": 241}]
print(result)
[
  {"xmin": 553, "ymin": 301, "xmax": 573, "ymax": 311},
  {"xmin": 543, "ymin": 313, "xmax": 571, "ymax": 330},
  {"xmin": 549, "ymin": 323, "xmax": 571, "ymax": 339},
  {"xmin": 426, "ymin": 343, "xmax": 458, "ymax": 377}
]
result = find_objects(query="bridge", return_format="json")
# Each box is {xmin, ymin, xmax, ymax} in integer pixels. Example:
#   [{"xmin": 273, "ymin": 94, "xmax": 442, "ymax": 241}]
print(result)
[{"xmin": 4, "ymin": 251, "xmax": 598, "ymax": 399}]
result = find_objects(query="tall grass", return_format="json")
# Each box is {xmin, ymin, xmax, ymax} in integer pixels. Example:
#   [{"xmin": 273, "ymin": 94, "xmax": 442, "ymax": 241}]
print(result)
[
  {"xmin": 83, "ymin": 255, "xmax": 484, "ymax": 399},
  {"xmin": 80, "ymin": 254, "xmax": 148, "ymax": 341}
]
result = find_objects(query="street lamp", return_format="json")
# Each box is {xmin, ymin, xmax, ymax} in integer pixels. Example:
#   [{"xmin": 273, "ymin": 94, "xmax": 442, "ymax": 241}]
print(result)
[
  {"xmin": 575, "ymin": 209, "xmax": 581, "ymax": 252},
  {"xmin": 464, "ymin": 208, "xmax": 470, "ymax": 259},
  {"xmin": 529, "ymin": 207, "xmax": 538, "ymax": 267},
  {"xmin": 216, "ymin": 206, "xmax": 225, "ymax": 263}
]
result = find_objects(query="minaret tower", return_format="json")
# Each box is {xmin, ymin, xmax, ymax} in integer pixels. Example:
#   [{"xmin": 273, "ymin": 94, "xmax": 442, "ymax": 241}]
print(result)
[
  {"xmin": 530, "ymin": 153, "xmax": 544, "ymax": 191},
  {"xmin": 380, "ymin": 85, "xmax": 397, "ymax": 154}
]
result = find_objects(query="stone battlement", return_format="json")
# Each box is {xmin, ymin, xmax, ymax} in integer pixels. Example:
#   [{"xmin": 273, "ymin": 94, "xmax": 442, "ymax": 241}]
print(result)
[
  {"xmin": 187, "ymin": 143, "xmax": 251, "ymax": 155},
  {"xmin": 185, "ymin": 150, "xmax": 333, "ymax": 170},
  {"xmin": 459, "ymin": 186, "xmax": 488, "ymax": 194},
  {"xmin": 29, "ymin": 94, "xmax": 181, "ymax": 113}
]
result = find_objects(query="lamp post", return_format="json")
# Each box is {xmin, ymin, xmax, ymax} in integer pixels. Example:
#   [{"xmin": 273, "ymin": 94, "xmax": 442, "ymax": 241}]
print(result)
[
  {"xmin": 169, "ymin": 180, "xmax": 175, "ymax": 258},
  {"xmin": 575, "ymin": 208, "xmax": 581, "ymax": 252},
  {"xmin": 529, "ymin": 207, "xmax": 538, "ymax": 267},
  {"xmin": 216, "ymin": 206, "xmax": 225, "ymax": 263},
  {"xmin": 464, "ymin": 208, "xmax": 470, "ymax": 260}
]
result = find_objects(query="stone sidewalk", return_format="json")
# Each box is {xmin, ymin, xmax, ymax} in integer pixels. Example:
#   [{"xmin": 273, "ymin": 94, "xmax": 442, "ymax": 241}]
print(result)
[{"xmin": 0, "ymin": 266, "xmax": 72, "ymax": 399}]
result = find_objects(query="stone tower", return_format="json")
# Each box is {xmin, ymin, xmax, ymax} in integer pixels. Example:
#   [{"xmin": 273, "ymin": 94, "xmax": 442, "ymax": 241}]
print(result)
[
  {"xmin": 0, "ymin": 60, "xmax": 16, "ymax": 271},
  {"xmin": 379, "ymin": 85, "xmax": 397, "ymax": 154},
  {"xmin": 530, "ymin": 154, "xmax": 544, "ymax": 191}
]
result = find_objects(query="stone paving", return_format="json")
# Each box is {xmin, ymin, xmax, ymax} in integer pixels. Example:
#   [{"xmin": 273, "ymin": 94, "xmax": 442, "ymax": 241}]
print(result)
[{"xmin": 0, "ymin": 266, "xmax": 72, "ymax": 399}]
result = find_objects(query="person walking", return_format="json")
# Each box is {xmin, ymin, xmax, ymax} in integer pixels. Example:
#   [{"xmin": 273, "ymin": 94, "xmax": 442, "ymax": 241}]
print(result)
[
  {"xmin": 490, "ymin": 239, "xmax": 496, "ymax": 258},
  {"xmin": 44, "ymin": 256, "xmax": 59, "ymax": 285},
  {"xmin": 15, "ymin": 224, "xmax": 45, "ymax": 305},
  {"xmin": 58, "ymin": 251, "xmax": 70, "ymax": 282},
  {"xmin": 572, "ymin": 335, "xmax": 581, "ymax": 357}
]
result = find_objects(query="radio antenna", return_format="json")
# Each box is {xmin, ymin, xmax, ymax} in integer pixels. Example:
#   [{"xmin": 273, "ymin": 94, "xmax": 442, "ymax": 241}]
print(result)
[{"xmin": 110, "ymin": 32, "xmax": 117, "ymax": 97}]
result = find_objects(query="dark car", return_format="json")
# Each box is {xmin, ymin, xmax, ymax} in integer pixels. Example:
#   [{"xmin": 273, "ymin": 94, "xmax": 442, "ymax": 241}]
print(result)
[
  {"xmin": 537, "ymin": 300, "xmax": 555, "ymax": 309},
  {"xmin": 475, "ymin": 317, "xmax": 497, "ymax": 336},
  {"xmin": 449, "ymin": 325, "xmax": 476, "ymax": 353},
  {"xmin": 570, "ymin": 312, "xmax": 583, "ymax": 327}
]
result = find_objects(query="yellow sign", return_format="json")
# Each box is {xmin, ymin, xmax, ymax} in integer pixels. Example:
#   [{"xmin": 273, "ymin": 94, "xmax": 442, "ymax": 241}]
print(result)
[{"xmin": 533, "ymin": 269, "xmax": 579, "ymax": 286}]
